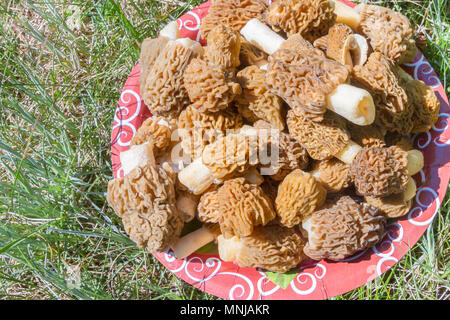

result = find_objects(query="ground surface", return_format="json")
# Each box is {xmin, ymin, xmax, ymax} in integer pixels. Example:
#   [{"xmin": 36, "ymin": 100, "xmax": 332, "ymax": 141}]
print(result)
[{"xmin": 0, "ymin": 0, "xmax": 448, "ymax": 300}]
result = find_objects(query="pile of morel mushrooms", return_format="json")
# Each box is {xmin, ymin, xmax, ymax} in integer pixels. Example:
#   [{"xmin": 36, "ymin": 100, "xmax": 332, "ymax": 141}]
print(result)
[{"xmin": 107, "ymin": 0, "xmax": 440, "ymax": 273}]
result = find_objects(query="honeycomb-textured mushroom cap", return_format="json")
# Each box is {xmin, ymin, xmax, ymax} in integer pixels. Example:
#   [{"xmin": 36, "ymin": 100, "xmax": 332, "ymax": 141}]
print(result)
[
  {"xmin": 275, "ymin": 169, "xmax": 327, "ymax": 227},
  {"xmin": 352, "ymin": 52, "xmax": 413, "ymax": 135},
  {"xmin": 287, "ymin": 109, "xmax": 350, "ymax": 160},
  {"xmin": 350, "ymin": 146, "xmax": 409, "ymax": 197},
  {"xmin": 406, "ymin": 79, "xmax": 440, "ymax": 133},
  {"xmin": 200, "ymin": 0, "xmax": 268, "ymax": 40},
  {"xmin": 142, "ymin": 41, "xmax": 198, "ymax": 118},
  {"xmin": 205, "ymin": 25, "xmax": 241, "ymax": 69},
  {"xmin": 302, "ymin": 196, "xmax": 386, "ymax": 261},
  {"xmin": 197, "ymin": 186, "xmax": 220, "ymax": 224},
  {"xmin": 279, "ymin": 33, "xmax": 325, "ymax": 57},
  {"xmin": 325, "ymin": 23, "xmax": 353, "ymax": 67},
  {"xmin": 177, "ymin": 105, "xmax": 243, "ymax": 160},
  {"xmin": 347, "ymin": 122, "xmax": 386, "ymax": 148},
  {"xmin": 265, "ymin": 0, "xmax": 336, "ymax": 42},
  {"xmin": 106, "ymin": 162, "xmax": 184, "ymax": 253},
  {"xmin": 266, "ymin": 48, "xmax": 349, "ymax": 122},
  {"xmin": 311, "ymin": 158, "xmax": 351, "ymax": 193},
  {"xmin": 253, "ymin": 120, "xmax": 309, "ymax": 180},
  {"xmin": 236, "ymin": 66, "xmax": 285, "ymax": 130},
  {"xmin": 218, "ymin": 177, "xmax": 276, "ymax": 238},
  {"xmin": 130, "ymin": 116, "xmax": 172, "ymax": 157},
  {"xmin": 239, "ymin": 36, "xmax": 268, "ymax": 68},
  {"xmin": 218, "ymin": 224, "xmax": 305, "ymax": 273},
  {"xmin": 139, "ymin": 36, "xmax": 169, "ymax": 95},
  {"xmin": 365, "ymin": 194, "xmax": 412, "ymax": 218},
  {"xmin": 358, "ymin": 4, "xmax": 417, "ymax": 64},
  {"xmin": 183, "ymin": 58, "xmax": 242, "ymax": 113}
]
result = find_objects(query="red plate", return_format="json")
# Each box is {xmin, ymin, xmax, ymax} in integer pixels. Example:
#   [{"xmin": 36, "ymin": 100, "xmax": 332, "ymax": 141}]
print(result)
[{"xmin": 110, "ymin": 0, "xmax": 450, "ymax": 300}]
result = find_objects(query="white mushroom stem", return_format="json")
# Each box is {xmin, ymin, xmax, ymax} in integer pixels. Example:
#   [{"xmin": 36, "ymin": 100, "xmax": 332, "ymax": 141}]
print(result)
[
  {"xmin": 240, "ymin": 18, "xmax": 286, "ymax": 55},
  {"xmin": 178, "ymin": 157, "xmax": 214, "ymax": 195},
  {"xmin": 171, "ymin": 226, "xmax": 216, "ymax": 259},
  {"xmin": 326, "ymin": 84, "xmax": 376, "ymax": 126},
  {"xmin": 159, "ymin": 20, "xmax": 180, "ymax": 40},
  {"xmin": 176, "ymin": 193, "xmax": 198, "ymax": 223},
  {"xmin": 403, "ymin": 177, "xmax": 417, "ymax": 202},
  {"xmin": 243, "ymin": 167, "xmax": 264, "ymax": 185},
  {"xmin": 334, "ymin": 140, "xmax": 362, "ymax": 165},
  {"xmin": 120, "ymin": 142, "xmax": 156, "ymax": 176},
  {"xmin": 175, "ymin": 38, "xmax": 204, "ymax": 56},
  {"xmin": 349, "ymin": 34, "xmax": 369, "ymax": 66},
  {"xmin": 407, "ymin": 150, "xmax": 424, "ymax": 176},
  {"xmin": 332, "ymin": 0, "xmax": 361, "ymax": 30},
  {"xmin": 217, "ymin": 235, "xmax": 243, "ymax": 262}
]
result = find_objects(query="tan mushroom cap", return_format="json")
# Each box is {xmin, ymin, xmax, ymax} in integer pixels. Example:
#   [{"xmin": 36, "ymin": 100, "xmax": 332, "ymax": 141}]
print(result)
[
  {"xmin": 177, "ymin": 105, "xmax": 243, "ymax": 161},
  {"xmin": 352, "ymin": 52, "xmax": 413, "ymax": 135},
  {"xmin": 406, "ymin": 79, "xmax": 440, "ymax": 133},
  {"xmin": 235, "ymin": 65, "xmax": 285, "ymax": 130},
  {"xmin": 218, "ymin": 224, "xmax": 305, "ymax": 273},
  {"xmin": 205, "ymin": 25, "xmax": 241, "ymax": 69},
  {"xmin": 142, "ymin": 41, "xmax": 198, "ymax": 119},
  {"xmin": 265, "ymin": 0, "xmax": 336, "ymax": 42},
  {"xmin": 197, "ymin": 186, "xmax": 220, "ymax": 224},
  {"xmin": 106, "ymin": 161, "xmax": 184, "ymax": 253},
  {"xmin": 365, "ymin": 194, "xmax": 412, "ymax": 219},
  {"xmin": 349, "ymin": 146, "xmax": 409, "ymax": 197},
  {"xmin": 200, "ymin": 0, "xmax": 267, "ymax": 40},
  {"xmin": 130, "ymin": 116, "xmax": 172, "ymax": 157},
  {"xmin": 183, "ymin": 58, "xmax": 242, "ymax": 113},
  {"xmin": 218, "ymin": 177, "xmax": 276, "ymax": 238},
  {"xmin": 302, "ymin": 196, "xmax": 386, "ymax": 261},
  {"xmin": 139, "ymin": 36, "xmax": 170, "ymax": 95},
  {"xmin": 358, "ymin": 4, "xmax": 418, "ymax": 64},
  {"xmin": 176, "ymin": 190, "xmax": 200, "ymax": 223},
  {"xmin": 275, "ymin": 169, "xmax": 327, "ymax": 228},
  {"xmin": 239, "ymin": 36, "xmax": 268, "ymax": 68},
  {"xmin": 347, "ymin": 122, "xmax": 386, "ymax": 148},
  {"xmin": 326, "ymin": 23, "xmax": 354, "ymax": 68},
  {"xmin": 280, "ymin": 33, "xmax": 325, "ymax": 57},
  {"xmin": 287, "ymin": 109, "xmax": 351, "ymax": 160},
  {"xmin": 311, "ymin": 158, "xmax": 351, "ymax": 193},
  {"xmin": 266, "ymin": 48, "xmax": 349, "ymax": 122}
]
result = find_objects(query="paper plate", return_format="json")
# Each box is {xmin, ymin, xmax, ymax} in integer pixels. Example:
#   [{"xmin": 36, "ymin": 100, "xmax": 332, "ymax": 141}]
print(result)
[{"xmin": 110, "ymin": 0, "xmax": 450, "ymax": 300}]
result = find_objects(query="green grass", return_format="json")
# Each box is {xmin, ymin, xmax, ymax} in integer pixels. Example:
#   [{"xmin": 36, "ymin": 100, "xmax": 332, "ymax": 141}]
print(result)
[{"xmin": 0, "ymin": 0, "xmax": 448, "ymax": 300}]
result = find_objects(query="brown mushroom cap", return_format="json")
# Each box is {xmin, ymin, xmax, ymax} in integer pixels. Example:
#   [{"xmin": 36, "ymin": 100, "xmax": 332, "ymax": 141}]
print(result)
[
  {"xmin": 311, "ymin": 158, "xmax": 351, "ymax": 193},
  {"xmin": 302, "ymin": 195, "xmax": 386, "ymax": 261},
  {"xmin": 219, "ymin": 224, "xmax": 305, "ymax": 273},
  {"xmin": 325, "ymin": 23, "xmax": 354, "ymax": 67},
  {"xmin": 406, "ymin": 79, "xmax": 440, "ymax": 133},
  {"xmin": 200, "ymin": 0, "xmax": 268, "ymax": 40},
  {"xmin": 365, "ymin": 194, "xmax": 412, "ymax": 218},
  {"xmin": 239, "ymin": 36, "xmax": 269, "ymax": 68},
  {"xmin": 183, "ymin": 58, "xmax": 242, "ymax": 113},
  {"xmin": 177, "ymin": 105, "xmax": 243, "ymax": 160},
  {"xmin": 275, "ymin": 169, "xmax": 327, "ymax": 227},
  {"xmin": 142, "ymin": 41, "xmax": 197, "ymax": 119},
  {"xmin": 253, "ymin": 120, "xmax": 309, "ymax": 180},
  {"xmin": 347, "ymin": 122, "xmax": 386, "ymax": 148},
  {"xmin": 106, "ymin": 162, "xmax": 184, "ymax": 253},
  {"xmin": 352, "ymin": 52, "xmax": 413, "ymax": 135},
  {"xmin": 280, "ymin": 33, "xmax": 325, "ymax": 57},
  {"xmin": 350, "ymin": 146, "xmax": 409, "ymax": 197},
  {"xmin": 139, "ymin": 36, "xmax": 169, "ymax": 95},
  {"xmin": 235, "ymin": 66, "xmax": 285, "ymax": 130},
  {"xmin": 265, "ymin": 0, "xmax": 336, "ymax": 42},
  {"xmin": 218, "ymin": 177, "xmax": 276, "ymax": 238},
  {"xmin": 358, "ymin": 4, "xmax": 417, "ymax": 64},
  {"xmin": 287, "ymin": 109, "xmax": 350, "ymax": 160},
  {"xmin": 205, "ymin": 25, "xmax": 241, "ymax": 69},
  {"xmin": 266, "ymin": 48, "xmax": 349, "ymax": 122},
  {"xmin": 130, "ymin": 116, "xmax": 172, "ymax": 157},
  {"xmin": 197, "ymin": 186, "xmax": 220, "ymax": 224}
]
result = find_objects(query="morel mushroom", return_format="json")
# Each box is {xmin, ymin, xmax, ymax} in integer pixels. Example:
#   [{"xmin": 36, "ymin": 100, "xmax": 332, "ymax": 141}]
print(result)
[
  {"xmin": 301, "ymin": 196, "xmax": 386, "ymax": 261},
  {"xmin": 130, "ymin": 116, "xmax": 172, "ymax": 157},
  {"xmin": 265, "ymin": 0, "xmax": 336, "ymax": 42},
  {"xmin": 142, "ymin": 39, "xmax": 202, "ymax": 119},
  {"xmin": 239, "ymin": 36, "xmax": 269, "ymax": 68},
  {"xmin": 197, "ymin": 186, "xmax": 220, "ymax": 224},
  {"xmin": 175, "ymin": 190, "xmax": 200, "ymax": 223},
  {"xmin": 347, "ymin": 122, "xmax": 386, "ymax": 148},
  {"xmin": 218, "ymin": 177, "xmax": 276, "ymax": 238},
  {"xmin": 365, "ymin": 194, "xmax": 412, "ymax": 219},
  {"xmin": 204, "ymin": 25, "xmax": 241, "ymax": 69},
  {"xmin": 107, "ymin": 160, "xmax": 184, "ymax": 253},
  {"xmin": 183, "ymin": 58, "xmax": 242, "ymax": 113},
  {"xmin": 200, "ymin": 0, "xmax": 268, "ymax": 39},
  {"xmin": 218, "ymin": 224, "xmax": 305, "ymax": 273},
  {"xmin": 139, "ymin": 36, "xmax": 170, "ymax": 95},
  {"xmin": 235, "ymin": 65, "xmax": 285, "ymax": 130},
  {"xmin": 275, "ymin": 169, "xmax": 327, "ymax": 228},
  {"xmin": 310, "ymin": 158, "xmax": 351, "ymax": 193}
]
